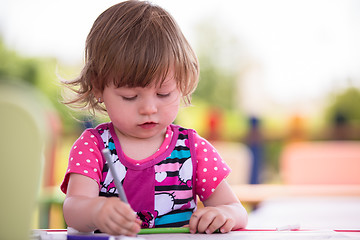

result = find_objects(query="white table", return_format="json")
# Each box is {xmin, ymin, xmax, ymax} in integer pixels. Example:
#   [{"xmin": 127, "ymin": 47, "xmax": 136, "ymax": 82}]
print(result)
[
  {"xmin": 247, "ymin": 196, "xmax": 360, "ymax": 230},
  {"xmin": 32, "ymin": 228, "xmax": 360, "ymax": 240}
]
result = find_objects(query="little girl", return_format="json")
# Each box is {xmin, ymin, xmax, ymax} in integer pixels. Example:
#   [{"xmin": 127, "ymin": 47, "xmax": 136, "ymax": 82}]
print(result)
[{"xmin": 61, "ymin": 0, "xmax": 247, "ymax": 236}]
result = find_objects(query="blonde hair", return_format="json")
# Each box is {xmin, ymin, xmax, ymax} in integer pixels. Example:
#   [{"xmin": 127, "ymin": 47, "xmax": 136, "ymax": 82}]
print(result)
[{"xmin": 63, "ymin": 0, "xmax": 199, "ymax": 115}]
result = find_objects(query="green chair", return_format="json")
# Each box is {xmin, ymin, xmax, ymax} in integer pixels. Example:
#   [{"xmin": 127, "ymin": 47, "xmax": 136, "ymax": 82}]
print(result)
[{"xmin": 0, "ymin": 82, "xmax": 48, "ymax": 240}]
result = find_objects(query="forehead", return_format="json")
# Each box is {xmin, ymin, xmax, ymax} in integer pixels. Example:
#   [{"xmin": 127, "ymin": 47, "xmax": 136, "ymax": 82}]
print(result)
[
  {"xmin": 145, "ymin": 72, "xmax": 177, "ymax": 90},
  {"xmin": 108, "ymin": 68, "xmax": 177, "ymax": 90},
  {"xmin": 155, "ymin": 69, "xmax": 176, "ymax": 86},
  {"xmin": 114, "ymin": 67, "xmax": 177, "ymax": 88}
]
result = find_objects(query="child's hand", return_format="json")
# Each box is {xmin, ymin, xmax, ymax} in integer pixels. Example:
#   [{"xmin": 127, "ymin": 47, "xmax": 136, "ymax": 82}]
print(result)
[
  {"xmin": 92, "ymin": 197, "xmax": 141, "ymax": 236},
  {"xmin": 188, "ymin": 206, "xmax": 235, "ymax": 234}
]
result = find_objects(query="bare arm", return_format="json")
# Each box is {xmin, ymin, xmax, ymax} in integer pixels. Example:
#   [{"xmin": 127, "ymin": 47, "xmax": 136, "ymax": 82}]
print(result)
[
  {"xmin": 189, "ymin": 180, "xmax": 248, "ymax": 234},
  {"xmin": 63, "ymin": 173, "xmax": 141, "ymax": 236}
]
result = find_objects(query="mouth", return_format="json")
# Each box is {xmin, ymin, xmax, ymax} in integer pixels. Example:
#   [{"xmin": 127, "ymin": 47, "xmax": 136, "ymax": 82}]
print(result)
[{"xmin": 138, "ymin": 122, "xmax": 158, "ymax": 129}]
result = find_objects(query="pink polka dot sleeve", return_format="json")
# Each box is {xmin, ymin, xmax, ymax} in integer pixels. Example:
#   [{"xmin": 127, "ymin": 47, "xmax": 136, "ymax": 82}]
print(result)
[
  {"xmin": 194, "ymin": 134, "xmax": 231, "ymax": 201},
  {"xmin": 60, "ymin": 130, "xmax": 104, "ymax": 193}
]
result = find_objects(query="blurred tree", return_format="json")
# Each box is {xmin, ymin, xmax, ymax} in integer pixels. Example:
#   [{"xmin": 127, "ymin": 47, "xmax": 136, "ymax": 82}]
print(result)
[
  {"xmin": 192, "ymin": 19, "xmax": 244, "ymax": 110},
  {"xmin": 324, "ymin": 84, "xmax": 360, "ymax": 140},
  {"xmin": 0, "ymin": 38, "xmax": 35, "ymax": 84},
  {"xmin": 0, "ymin": 37, "xmax": 48, "ymax": 87},
  {"xmin": 0, "ymin": 36, "xmax": 80, "ymax": 134},
  {"xmin": 175, "ymin": 19, "xmax": 253, "ymax": 140},
  {"xmin": 327, "ymin": 86, "xmax": 360, "ymax": 120}
]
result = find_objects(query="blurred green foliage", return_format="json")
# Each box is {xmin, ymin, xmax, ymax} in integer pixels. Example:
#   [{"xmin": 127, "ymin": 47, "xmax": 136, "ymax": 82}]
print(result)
[
  {"xmin": 322, "ymin": 85, "xmax": 360, "ymax": 140},
  {"xmin": 192, "ymin": 19, "xmax": 243, "ymax": 110},
  {"xmin": 0, "ymin": 38, "xmax": 40, "ymax": 85},
  {"xmin": 326, "ymin": 86, "xmax": 360, "ymax": 124},
  {"xmin": 2, "ymin": 32, "xmax": 360, "ymax": 184},
  {"xmin": 0, "ymin": 37, "xmax": 82, "ymax": 134},
  {"xmin": 1, "ymin": 33, "xmax": 360, "ymax": 142}
]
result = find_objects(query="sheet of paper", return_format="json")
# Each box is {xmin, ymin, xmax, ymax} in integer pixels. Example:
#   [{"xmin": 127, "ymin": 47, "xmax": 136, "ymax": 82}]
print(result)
[
  {"xmin": 31, "ymin": 229, "xmax": 360, "ymax": 240},
  {"xmin": 140, "ymin": 230, "xmax": 358, "ymax": 240}
]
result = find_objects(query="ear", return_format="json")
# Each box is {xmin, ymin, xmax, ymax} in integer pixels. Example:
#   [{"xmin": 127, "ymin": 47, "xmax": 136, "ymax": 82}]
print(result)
[{"xmin": 92, "ymin": 88, "xmax": 103, "ymax": 103}]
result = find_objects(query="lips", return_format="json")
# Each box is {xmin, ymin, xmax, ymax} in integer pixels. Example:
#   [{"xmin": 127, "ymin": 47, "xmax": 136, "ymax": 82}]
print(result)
[{"xmin": 138, "ymin": 122, "xmax": 158, "ymax": 129}]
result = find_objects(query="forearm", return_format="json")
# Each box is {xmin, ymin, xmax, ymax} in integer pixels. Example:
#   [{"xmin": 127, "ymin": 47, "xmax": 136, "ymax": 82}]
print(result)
[{"xmin": 63, "ymin": 195, "xmax": 106, "ymax": 232}]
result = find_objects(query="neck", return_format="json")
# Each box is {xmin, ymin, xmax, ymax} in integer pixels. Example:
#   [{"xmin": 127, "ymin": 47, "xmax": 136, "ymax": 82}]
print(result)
[{"xmin": 115, "ymin": 128, "xmax": 166, "ymax": 161}]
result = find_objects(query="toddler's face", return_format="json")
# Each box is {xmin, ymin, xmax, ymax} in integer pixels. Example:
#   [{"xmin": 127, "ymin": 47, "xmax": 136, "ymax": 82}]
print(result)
[{"xmin": 101, "ymin": 72, "xmax": 181, "ymax": 141}]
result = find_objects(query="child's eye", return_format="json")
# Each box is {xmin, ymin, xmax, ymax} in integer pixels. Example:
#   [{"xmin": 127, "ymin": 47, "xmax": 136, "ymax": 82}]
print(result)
[
  {"xmin": 157, "ymin": 93, "xmax": 170, "ymax": 98},
  {"xmin": 122, "ymin": 95, "xmax": 137, "ymax": 101}
]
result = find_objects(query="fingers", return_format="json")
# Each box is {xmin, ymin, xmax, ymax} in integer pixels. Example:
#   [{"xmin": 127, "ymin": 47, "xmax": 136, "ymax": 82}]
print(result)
[
  {"xmin": 94, "ymin": 197, "xmax": 141, "ymax": 236},
  {"xmin": 103, "ymin": 216, "xmax": 141, "ymax": 236},
  {"xmin": 219, "ymin": 219, "xmax": 235, "ymax": 233},
  {"xmin": 189, "ymin": 212, "xmax": 199, "ymax": 234},
  {"xmin": 189, "ymin": 207, "xmax": 235, "ymax": 234},
  {"xmin": 113, "ymin": 201, "xmax": 138, "ymax": 222},
  {"xmin": 189, "ymin": 208, "xmax": 214, "ymax": 233},
  {"xmin": 107, "ymin": 204, "xmax": 140, "ymax": 236}
]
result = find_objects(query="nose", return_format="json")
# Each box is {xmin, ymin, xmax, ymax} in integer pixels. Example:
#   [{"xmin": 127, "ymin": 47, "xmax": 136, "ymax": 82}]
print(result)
[{"xmin": 139, "ymin": 98, "xmax": 158, "ymax": 115}]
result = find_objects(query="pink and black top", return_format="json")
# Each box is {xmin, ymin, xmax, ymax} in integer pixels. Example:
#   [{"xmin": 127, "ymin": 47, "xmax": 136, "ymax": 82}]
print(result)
[{"xmin": 61, "ymin": 123, "xmax": 231, "ymax": 228}]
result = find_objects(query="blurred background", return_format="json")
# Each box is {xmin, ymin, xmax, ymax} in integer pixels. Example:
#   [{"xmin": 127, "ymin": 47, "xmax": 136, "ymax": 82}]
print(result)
[{"xmin": 1, "ymin": 0, "xmax": 360, "ymax": 231}]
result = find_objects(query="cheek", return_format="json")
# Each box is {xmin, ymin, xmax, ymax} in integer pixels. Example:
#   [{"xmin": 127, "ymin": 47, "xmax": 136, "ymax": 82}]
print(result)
[
  {"xmin": 163, "ymin": 100, "xmax": 180, "ymax": 119},
  {"xmin": 165, "ymin": 95, "xmax": 180, "ymax": 109},
  {"xmin": 105, "ymin": 102, "xmax": 131, "ymax": 122}
]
